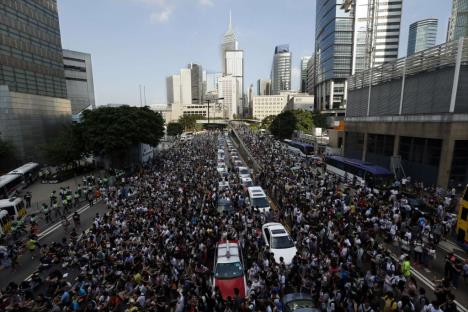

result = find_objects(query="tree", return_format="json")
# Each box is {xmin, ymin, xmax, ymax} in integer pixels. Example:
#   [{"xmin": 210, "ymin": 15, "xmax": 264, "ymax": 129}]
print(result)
[
  {"xmin": 167, "ymin": 122, "xmax": 184, "ymax": 136},
  {"xmin": 269, "ymin": 110, "xmax": 314, "ymax": 140},
  {"xmin": 178, "ymin": 114, "xmax": 204, "ymax": 131},
  {"xmin": 261, "ymin": 115, "xmax": 276, "ymax": 129},
  {"xmin": 41, "ymin": 125, "xmax": 85, "ymax": 167},
  {"xmin": 312, "ymin": 111, "xmax": 328, "ymax": 129},
  {"xmin": 81, "ymin": 106, "xmax": 165, "ymax": 156}
]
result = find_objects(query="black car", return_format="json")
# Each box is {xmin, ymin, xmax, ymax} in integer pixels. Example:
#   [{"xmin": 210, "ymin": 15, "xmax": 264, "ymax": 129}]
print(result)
[{"xmin": 283, "ymin": 293, "xmax": 320, "ymax": 312}]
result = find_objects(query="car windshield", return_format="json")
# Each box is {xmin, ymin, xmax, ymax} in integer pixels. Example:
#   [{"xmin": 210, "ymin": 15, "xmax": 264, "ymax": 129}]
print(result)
[
  {"xmin": 239, "ymin": 169, "xmax": 249, "ymax": 175},
  {"xmin": 286, "ymin": 299, "xmax": 316, "ymax": 311},
  {"xmin": 251, "ymin": 197, "xmax": 269, "ymax": 208},
  {"xmin": 215, "ymin": 262, "xmax": 243, "ymax": 279},
  {"xmin": 271, "ymin": 235, "xmax": 295, "ymax": 249},
  {"xmin": 217, "ymin": 200, "xmax": 233, "ymax": 214},
  {"xmin": 243, "ymin": 181, "xmax": 253, "ymax": 187}
]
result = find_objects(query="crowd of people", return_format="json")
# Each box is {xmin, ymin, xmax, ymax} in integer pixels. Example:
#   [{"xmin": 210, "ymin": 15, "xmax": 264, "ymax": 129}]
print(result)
[{"xmin": 0, "ymin": 128, "xmax": 465, "ymax": 311}]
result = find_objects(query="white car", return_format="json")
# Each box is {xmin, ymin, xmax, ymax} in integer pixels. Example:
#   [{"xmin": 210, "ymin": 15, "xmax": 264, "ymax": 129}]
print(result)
[
  {"xmin": 217, "ymin": 164, "xmax": 227, "ymax": 176},
  {"xmin": 237, "ymin": 166, "xmax": 250, "ymax": 179},
  {"xmin": 262, "ymin": 223, "xmax": 297, "ymax": 265},
  {"xmin": 240, "ymin": 177, "xmax": 253, "ymax": 189},
  {"xmin": 218, "ymin": 181, "xmax": 229, "ymax": 191}
]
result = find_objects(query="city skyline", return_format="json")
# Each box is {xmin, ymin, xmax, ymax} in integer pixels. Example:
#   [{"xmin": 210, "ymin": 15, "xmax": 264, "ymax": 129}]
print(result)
[{"xmin": 58, "ymin": 0, "xmax": 451, "ymax": 106}]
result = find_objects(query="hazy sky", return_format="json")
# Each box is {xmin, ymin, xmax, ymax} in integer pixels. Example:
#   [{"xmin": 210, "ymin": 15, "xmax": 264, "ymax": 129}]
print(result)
[{"xmin": 58, "ymin": 0, "xmax": 452, "ymax": 106}]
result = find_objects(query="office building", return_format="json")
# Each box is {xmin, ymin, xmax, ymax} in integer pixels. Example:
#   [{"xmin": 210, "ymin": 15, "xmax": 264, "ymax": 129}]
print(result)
[
  {"xmin": 206, "ymin": 72, "xmax": 223, "ymax": 94},
  {"xmin": 225, "ymin": 50, "xmax": 244, "ymax": 116},
  {"xmin": 63, "ymin": 49, "xmax": 96, "ymax": 115},
  {"xmin": 271, "ymin": 45, "xmax": 292, "ymax": 94},
  {"xmin": 257, "ymin": 79, "xmax": 271, "ymax": 96},
  {"xmin": 315, "ymin": 0, "xmax": 354, "ymax": 111},
  {"xmin": 188, "ymin": 63, "xmax": 203, "ymax": 104},
  {"xmin": 345, "ymin": 39, "xmax": 468, "ymax": 187},
  {"xmin": 447, "ymin": 0, "xmax": 468, "ymax": 42},
  {"xmin": 221, "ymin": 11, "xmax": 239, "ymax": 75},
  {"xmin": 247, "ymin": 84, "xmax": 254, "ymax": 118},
  {"xmin": 252, "ymin": 95, "xmax": 287, "ymax": 121},
  {"xmin": 0, "ymin": 0, "xmax": 72, "ymax": 161},
  {"xmin": 306, "ymin": 56, "xmax": 316, "ymax": 96},
  {"xmin": 300, "ymin": 56, "xmax": 311, "ymax": 93},
  {"xmin": 285, "ymin": 93, "xmax": 315, "ymax": 112},
  {"xmin": 217, "ymin": 75, "xmax": 239, "ymax": 119},
  {"xmin": 407, "ymin": 19, "xmax": 438, "ymax": 56}
]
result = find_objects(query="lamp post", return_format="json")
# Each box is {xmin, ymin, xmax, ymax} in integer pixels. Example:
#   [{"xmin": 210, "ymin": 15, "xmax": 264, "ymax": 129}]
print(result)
[{"xmin": 193, "ymin": 97, "xmax": 224, "ymax": 124}]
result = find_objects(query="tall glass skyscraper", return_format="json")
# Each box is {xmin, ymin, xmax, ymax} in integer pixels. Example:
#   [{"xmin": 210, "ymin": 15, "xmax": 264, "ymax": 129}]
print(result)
[
  {"xmin": 315, "ymin": 0, "xmax": 354, "ymax": 111},
  {"xmin": 271, "ymin": 45, "xmax": 292, "ymax": 94},
  {"xmin": 0, "ymin": 0, "xmax": 67, "ymax": 98},
  {"xmin": 300, "ymin": 56, "xmax": 311, "ymax": 93},
  {"xmin": 407, "ymin": 19, "xmax": 438, "ymax": 56},
  {"xmin": 447, "ymin": 0, "xmax": 468, "ymax": 42}
]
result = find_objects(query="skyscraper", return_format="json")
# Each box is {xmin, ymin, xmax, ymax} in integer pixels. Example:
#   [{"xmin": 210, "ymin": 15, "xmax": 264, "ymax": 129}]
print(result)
[
  {"xmin": 0, "ymin": 0, "xmax": 72, "ymax": 161},
  {"xmin": 217, "ymin": 75, "xmax": 239, "ymax": 119},
  {"xmin": 221, "ymin": 11, "xmax": 239, "ymax": 75},
  {"xmin": 350, "ymin": 0, "xmax": 403, "ymax": 73},
  {"xmin": 407, "ymin": 19, "xmax": 438, "ymax": 56},
  {"xmin": 300, "ymin": 56, "xmax": 311, "ymax": 93},
  {"xmin": 315, "ymin": 0, "xmax": 354, "ymax": 111},
  {"xmin": 220, "ymin": 11, "xmax": 244, "ymax": 117},
  {"xmin": 205, "ymin": 72, "xmax": 223, "ymax": 94},
  {"xmin": 188, "ymin": 63, "xmax": 203, "ymax": 104},
  {"xmin": 271, "ymin": 45, "xmax": 292, "ymax": 94},
  {"xmin": 447, "ymin": 0, "xmax": 468, "ymax": 42},
  {"xmin": 257, "ymin": 79, "xmax": 272, "ymax": 96},
  {"xmin": 63, "ymin": 49, "xmax": 96, "ymax": 115},
  {"xmin": 306, "ymin": 56, "xmax": 316, "ymax": 96}
]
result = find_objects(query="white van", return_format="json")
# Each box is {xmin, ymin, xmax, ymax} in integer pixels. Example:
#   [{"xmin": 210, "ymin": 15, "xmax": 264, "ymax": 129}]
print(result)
[
  {"xmin": 0, "ymin": 197, "xmax": 26, "ymax": 221},
  {"xmin": 247, "ymin": 186, "xmax": 270, "ymax": 213}
]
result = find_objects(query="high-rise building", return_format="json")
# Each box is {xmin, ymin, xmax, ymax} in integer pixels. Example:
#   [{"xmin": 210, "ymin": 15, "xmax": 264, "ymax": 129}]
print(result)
[
  {"xmin": 315, "ymin": 0, "xmax": 402, "ymax": 112},
  {"xmin": 221, "ymin": 11, "xmax": 239, "ymax": 75},
  {"xmin": 315, "ymin": 0, "xmax": 354, "ymax": 111},
  {"xmin": 188, "ymin": 63, "xmax": 203, "ymax": 104},
  {"xmin": 206, "ymin": 72, "xmax": 223, "ymax": 94},
  {"xmin": 63, "ymin": 50, "xmax": 96, "ymax": 115},
  {"xmin": 180, "ymin": 68, "xmax": 192, "ymax": 106},
  {"xmin": 448, "ymin": 0, "xmax": 468, "ymax": 42},
  {"xmin": 217, "ymin": 75, "xmax": 239, "ymax": 119},
  {"xmin": 252, "ymin": 95, "xmax": 287, "ymax": 121},
  {"xmin": 407, "ymin": 19, "xmax": 438, "ymax": 56},
  {"xmin": 0, "ymin": 0, "xmax": 72, "ymax": 161},
  {"xmin": 306, "ymin": 56, "xmax": 316, "ymax": 96},
  {"xmin": 220, "ymin": 12, "xmax": 245, "ymax": 117},
  {"xmin": 271, "ymin": 45, "xmax": 292, "ymax": 94},
  {"xmin": 257, "ymin": 79, "xmax": 272, "ymax": 96},
  {"xmin": 300, "ymin": 56, "xmax": 311, "ymax": 93}
]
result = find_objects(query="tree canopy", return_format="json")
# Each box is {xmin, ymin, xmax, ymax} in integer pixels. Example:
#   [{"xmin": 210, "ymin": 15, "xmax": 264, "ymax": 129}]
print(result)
[
  {"xmin": 260, "ymin": 115, "xmax": 276, "ymax": 130},
  {"xmin": 269, "ymin": 110, "xmax": 314, "ymax": 140},
  {"xmin": 81, "ymin": 106, "xmax": 165, "ymax": 155},
  {"xmin": 178, "ymin": 114, "xmax": 203, "ymax": 131},
  {"xmin": 166, "ymin": 122, "xmax": 184, "ymax": 136}
]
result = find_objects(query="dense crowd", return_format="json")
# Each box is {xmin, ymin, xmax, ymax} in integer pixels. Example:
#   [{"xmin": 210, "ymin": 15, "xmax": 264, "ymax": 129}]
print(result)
[{"xmin": 0, "ymin": 128, "xmax": 465, "ymax": 311}]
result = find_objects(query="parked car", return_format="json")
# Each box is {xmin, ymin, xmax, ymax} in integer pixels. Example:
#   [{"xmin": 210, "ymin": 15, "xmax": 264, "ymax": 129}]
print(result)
[
  {"xmin": 262, "ymin": 222, "xmax": 297, "ymax": 265},
  {"xmin": 283, "ymin": 293, "xmax": 320, "ymax": 312}
]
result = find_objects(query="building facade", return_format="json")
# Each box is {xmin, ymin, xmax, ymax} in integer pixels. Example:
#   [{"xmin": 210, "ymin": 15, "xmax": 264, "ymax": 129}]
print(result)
[
  {"xmin": 300, "ymin": 56, "xmax": 311, "ymax": 93},
  {"xmin": 217, "ymin": 75, "xmax": 239, "ymax": 119},
  {"xmin": 271, "ymin": 45, "xmax": 292, "ymax": 94},
  {"xmin": 0, "ymin": 0, "xmax": 72, "ymax": 161},
  {"xmin": 252, "ymin": 95, "xmax": 287, "ymax": 121},
  {"xmin": 345, "ymin": 38, "xmax": 468, "ymax": 187},
  {"xmin": 221, "ymin": 11, "xmax": 238, "ymax": 76},
  {"xmin": 407, "ymin": 19, "xmax": 438, "ymax": 56},
  {"xmin": 285, "ymin": 94, "xmax": 315, "ymax": 112},
  {"xmin": 447, "ymin": 0, "xmax": 468, "ymax": 42},
  {"xmin": 188, "ymin": 63, "xmax": 203, "ymax": 104},
  {"xmin": 306, "ymin": 56, "xmax": 316, "ymax": 96},
  {"xmin": 63, "ymin": 49, "xmax": 95, "ymax": 115},
  {"xmin": 257, "ymin": 79, "xmax": 271, "ymax": 96},
  {"xmin": 224, "ymin": 50, "xmax": 244, "ymax": 116}
]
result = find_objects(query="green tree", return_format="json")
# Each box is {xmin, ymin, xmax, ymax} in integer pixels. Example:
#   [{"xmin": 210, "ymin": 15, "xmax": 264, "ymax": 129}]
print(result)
[
  {"xmin": 312, "ymin": 111, "xmax": 328, "ymax": 129},
  {"xmin": 261, "ymin": 115, "xmax": 276, "ymax": 129},
  {"xmin": 81, "ymin": 106, "xmax": 165, "ymax": 156},
  {"xmin": 178, "ymin": 114, "xmax": 204, "ymax": 131},
  {"xmin": 269, "ymin": 110, "xmax": 314, "ymax": 140},
  {"xmin": 41, "ymin": 125, "xmax": 85, "ymax": 166},
  {"xmin": 166, "ymin": 122, "xmax": 184, "ymax": 136}
]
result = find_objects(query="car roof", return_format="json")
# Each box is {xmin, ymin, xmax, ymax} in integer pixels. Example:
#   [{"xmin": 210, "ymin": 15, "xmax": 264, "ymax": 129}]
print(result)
[
  {"xmin": 248, "ymin": 186, "xmax": 266, "ymax": 197},
  {"xmin": 263, "ymin": 222, "xmax": 288, "ymax": 235},
  {"xmin": 241, "ymin": 177, "xmax": 252, "ymax": 182},
  {"xmin": 217, "ymin": 241, "xmax": 241, "ymax": 263}
]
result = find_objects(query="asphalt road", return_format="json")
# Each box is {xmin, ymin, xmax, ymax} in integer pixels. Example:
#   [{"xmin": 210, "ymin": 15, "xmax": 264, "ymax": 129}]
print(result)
[{"xmin": 0, "ymin": 201, "xmax": 108, "ymax": 289}]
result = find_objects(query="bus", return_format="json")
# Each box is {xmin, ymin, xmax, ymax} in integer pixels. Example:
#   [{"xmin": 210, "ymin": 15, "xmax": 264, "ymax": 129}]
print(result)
[
  {"xmin": 9, "ymin": 162, "xmax": 40, "ymax": 186},
  {"xmin": 0, "ymin": 210, "xmax": 12, "ymax": 235},
  {"xmin": 0, "ymin": 197, "xmax": 26, "ymax": 220},
  {"xmin": 455, "ymin": 185, "xmax": 468, "ymax": 249},
  {"xmin": 0, "ymin": 174, "xmax": 24, "ymax": 200},
  {"xmin": 284, "ymin": 140, "xmax": 315, "ymax": 156},
  {"xmin": 325, "ymin": 155, "xmax": 393, "ymax": 189}
]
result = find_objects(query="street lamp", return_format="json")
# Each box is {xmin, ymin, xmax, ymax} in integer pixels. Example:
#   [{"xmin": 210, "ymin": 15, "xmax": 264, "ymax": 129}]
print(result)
[{"xmin": 192, "ymin": 97, "xmax": 224, "ymax": 124}]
